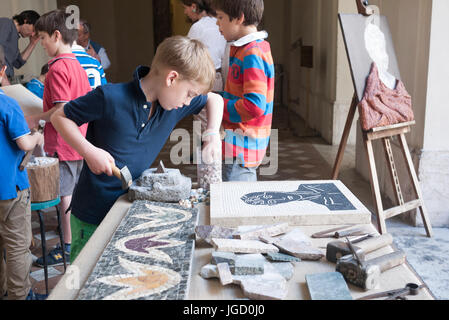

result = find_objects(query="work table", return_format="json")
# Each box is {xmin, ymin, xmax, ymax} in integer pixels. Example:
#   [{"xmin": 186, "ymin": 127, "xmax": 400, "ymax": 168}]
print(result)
[{"xmin": 48, "ymin": 195, "xmax": 434, "ymax": 300}]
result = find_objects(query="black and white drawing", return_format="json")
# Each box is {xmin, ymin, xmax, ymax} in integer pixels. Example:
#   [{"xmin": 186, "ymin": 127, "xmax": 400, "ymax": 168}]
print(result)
[{"xmin": 241, "ymin": 183, "xmax": 357, "ymax": 211}]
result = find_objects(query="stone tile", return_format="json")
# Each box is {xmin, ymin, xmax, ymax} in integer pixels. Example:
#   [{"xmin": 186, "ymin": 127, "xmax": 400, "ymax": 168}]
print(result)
[
  {"xmin": 264, "ymin": 262, "xmax": 295, "ymax": 281},
  {"xmin": 233, "ymin": 223, "xmax": 289, "ymax": 241},
  {"xmin": 217, "ymin": 263, "xmax": 233, "ymax": 286},
  {"xmin": 234, "ymin": 257, "xmax": 264, "ymax": 276},
  {"xmin": 238, "ymin": 273, "xmax": 288, "ymax": 300},
  {"xmin": 195, "ymin": 225, "xmax": 235, "ymax": 245},
  {"xmin": 306, "ymin": 272, "xmax": 353, "ymax": 300},
  {"xmin": 269, "ymin": 228, "xmax": 324, "ymax": 261},
  {"xmin": 265, "ymin": 252, "xmax": 301, "ymax": 263},
  {"xmin": 211, "ymin": 252, "xmax": 237, "ymax": 268},
  {"xmin": 211, "ymin": 239, "xmax": 279, "ymax": 254}
]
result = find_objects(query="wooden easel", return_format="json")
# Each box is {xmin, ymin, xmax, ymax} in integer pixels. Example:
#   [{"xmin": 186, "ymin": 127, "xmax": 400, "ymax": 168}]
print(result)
[{"xmin": 332, "ymin": 0, "xmax": 433, "ymax": 237}]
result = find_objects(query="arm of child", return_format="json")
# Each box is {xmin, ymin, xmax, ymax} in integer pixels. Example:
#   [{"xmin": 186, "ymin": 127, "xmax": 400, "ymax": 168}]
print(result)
[
  {"xmin": 202, "ymin": 92, "xmax": 224, "ymax": 164},
  {"xmin": 26, "ymin": 102, "xmax": 67, "ymax": 129},
  {"xmin": 50, "ymin": 107, "xmax": 115, "ymax": 177},
  {"xmin": 15, "ymin": 131, "xmax": 44, "ymax": 152}
]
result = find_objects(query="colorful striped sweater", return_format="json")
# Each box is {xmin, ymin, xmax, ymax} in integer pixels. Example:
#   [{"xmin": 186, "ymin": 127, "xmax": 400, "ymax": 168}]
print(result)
[{"xmin": 222, "ymin": 32, "xmax": 275, "ymax": 168}]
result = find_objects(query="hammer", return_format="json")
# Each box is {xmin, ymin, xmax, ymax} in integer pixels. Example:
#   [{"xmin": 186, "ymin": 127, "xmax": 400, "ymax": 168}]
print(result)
[
  {"xmin": 111, "ymin": 164, "xmax": 133, "ymax": 190},
  {"xmin": 336, "ymin": 249, "xmax": 407, "ymax": 290},
  {"xmin": 19, "ymin": 120, "xmax": 45, "ymax": 171},
  {"xmin": 326, "ymin": 233, "xmax": 393, "ymax": 263}
]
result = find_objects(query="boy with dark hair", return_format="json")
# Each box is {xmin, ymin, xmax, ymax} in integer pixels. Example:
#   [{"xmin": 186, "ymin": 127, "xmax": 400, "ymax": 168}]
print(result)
[
  {"xmin": 0, "ymin": 45, "xmax": 45, "ymax": 300},
  {"xmin": 26, "ymin": 9, "xmax": 92, "ymax": 267},
  {"xmin": 213, "ymin": 0, "xmax": 275, "ymax": 182},
  {"xmin": 50, "ymin": 35, "xmax": 223, "ymax": 261},
  {"xmin": 0, "ymin": 10, "xmax": 41, "ymax": 86},
  {"xmin": 26, "ymin": 64, "xmax": 49, "ymax": 99}
]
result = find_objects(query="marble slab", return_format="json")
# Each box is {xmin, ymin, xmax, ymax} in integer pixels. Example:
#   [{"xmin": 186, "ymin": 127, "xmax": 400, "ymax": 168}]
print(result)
[
  {"xmin": 306, "ymin": 272, "xmax": 353, "ymax": 300},
  {"xmin": 77, "ymin": 201, "xmax": 198, "ymax": 300},
  {"xmin": 211, "ymin": 239, "xmax": 279, "ymax": 254},
  {"xmin": 210, "ymin": 181, "xmax": 371, "ymax": 227}
]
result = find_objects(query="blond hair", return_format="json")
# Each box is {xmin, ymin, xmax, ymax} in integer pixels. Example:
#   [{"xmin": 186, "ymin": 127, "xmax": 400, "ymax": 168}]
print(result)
[{"xmin": 151, "ymin": 36, "xmax": 216, "ymax": 93}]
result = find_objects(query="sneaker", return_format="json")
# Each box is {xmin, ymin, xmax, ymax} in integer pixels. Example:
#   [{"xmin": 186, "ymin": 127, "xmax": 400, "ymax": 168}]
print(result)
[
  {"xmin": 34, "ymin": 244, "xmax": 70, "ymax": 268},
  {"xmin": 26, "ymin": 289, "xmax": 48, "ymax": 300}
]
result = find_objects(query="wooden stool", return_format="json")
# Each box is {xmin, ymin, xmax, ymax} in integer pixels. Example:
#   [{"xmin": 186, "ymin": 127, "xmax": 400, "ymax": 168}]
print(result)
[{"xmin": 32, "ymin": 197, "xmax": 67, "ymax": 296}]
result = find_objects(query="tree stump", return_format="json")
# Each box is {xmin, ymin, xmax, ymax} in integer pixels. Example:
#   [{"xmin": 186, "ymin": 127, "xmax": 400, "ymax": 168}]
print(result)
[{"xmin": 26, "ymin": 157, "xmax": 60, "ymax": 203}]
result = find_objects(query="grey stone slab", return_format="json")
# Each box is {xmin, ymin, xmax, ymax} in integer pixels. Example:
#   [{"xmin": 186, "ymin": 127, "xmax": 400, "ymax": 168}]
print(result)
[
  {"xmin": 195, "ymin": 225, "xmax": 235, "ymax": 245},
  {"xmin": 128, "ymin": 168, "xmax": 192, "ymax": 203},
  {"xmin": 265, "ymin": 252, "xmax": 301, "ymax": 263},
  {"xmin": 211, "ymin": 252, "xmax": 237, "ymax": 266},
  {"xmin": 306, "ymin": 272, "xmax": 353, "ymax": 300},
  {"xmin": 238, "ymin": 273, "xmax": 288, "ymax": 300},
  {"xmin": 234, "ymin": 257, "xmax": 264, "ymax": 276},
  {"xmin": 274, "ymin": 239, "xmax": 324, "ymax": 261},
  {"xmin": 77, "ymin": 201, "xmax": 198, "ymax": 300},
  {"xmin": 264, "ymin": 262, "xmax": 295, "ymax": 281}
]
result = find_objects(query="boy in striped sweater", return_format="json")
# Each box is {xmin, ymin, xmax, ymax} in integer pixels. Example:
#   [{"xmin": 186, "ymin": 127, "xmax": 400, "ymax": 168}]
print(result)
[{"xmin": 214, "ymin": 0, "xmax": 274, "ymax": 182}]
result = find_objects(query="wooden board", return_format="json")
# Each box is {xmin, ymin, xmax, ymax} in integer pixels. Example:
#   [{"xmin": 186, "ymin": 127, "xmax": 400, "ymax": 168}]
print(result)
[
  {"xmin": 1, "ymin": 84, "xmax": 43, "ymax": 116},
  {"xmin": 210, "ymin": 181, "xmax": 372, "ymax": 227},
  {"xmin": 338, "ymin": 14, "xmax": 401, "ymax": 102}
]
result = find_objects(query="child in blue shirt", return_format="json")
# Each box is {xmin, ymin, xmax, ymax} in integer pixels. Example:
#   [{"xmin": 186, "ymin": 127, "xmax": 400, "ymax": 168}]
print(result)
[
  {"xmin": 25, "ymin": 63, "xmax": 48, "ymax": 99},
  {"xmin": 0, "ymin": 45, "xmax": 44, "ymax": 300},
  {"xmin": 50, "ymin": 36, "xmax": 224, "ymax": 261}
]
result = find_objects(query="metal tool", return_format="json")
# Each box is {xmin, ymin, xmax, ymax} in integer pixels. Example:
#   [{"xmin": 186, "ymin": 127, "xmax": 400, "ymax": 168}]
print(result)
[
  {"xmin": 336, "ymin": 249, "xmax": 407, "ymax": 290},
  {"xmin": 111, "ymin": 164, "xmax": 133, "ymax": 190},
  {"xmin": 346, "ymin": 237, "xmax": 364, "ymax": 267},
  {"xmin": 312, "ymin": 225, "xmax": 370, "ymax": 239},
  {"xmin": 357, "ymin": 283, "xmax": 425, "ymax": 300},
  {"xmin": 326, "ymin": 233, "xmax": 393, "ymax": 263},
  {"xmin": 19, "ymin": 120, "xmax": 45, "ymax": 171}
]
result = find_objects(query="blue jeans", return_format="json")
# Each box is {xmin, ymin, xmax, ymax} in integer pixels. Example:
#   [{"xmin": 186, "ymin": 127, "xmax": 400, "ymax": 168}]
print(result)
[{"xmin": 222, "ymin": 162, "xmax": 258, "ymax": 182}]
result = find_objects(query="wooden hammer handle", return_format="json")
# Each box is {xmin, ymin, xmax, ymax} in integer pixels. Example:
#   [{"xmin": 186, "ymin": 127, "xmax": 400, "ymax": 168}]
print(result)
[
  {"xmin": 367, "ymin": 251, "xmax": 406, "ymax": 273},
  {"xmin": 357, "ymin": 234, "xmax": 393, "ymax": 254},
  {"xmin": 111, "ymin": 164, "xmax": 122, "ymax": 180}
]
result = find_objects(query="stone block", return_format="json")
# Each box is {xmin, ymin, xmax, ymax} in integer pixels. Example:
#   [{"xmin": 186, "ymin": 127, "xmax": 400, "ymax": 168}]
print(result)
[
  {"xmin": 195, "ymin": 225, "xmax": 235, "ymax": 245},
  {"xmin": 264, "ymin": 262, "xmax": 295, "ymax": 281},
  {"xmin": 233, "ymin": 223, "xmax": 289, "ymax": 240},
  {"xmin": 211, "ymin": 252, "xmax": 237, "ymax": 267},
  {"xmin": 217, "ymin": 263, "xmax": 233, "ymax": 286},
  {"xmin": 211, "ymin": 239, "xmax": 279, "ymax": 254},
  {"xmin": 306, "ymin": 272, "xmax": 353, "ymax": 300},
  {"xmin": 128, "ymin": 168, "xmax": 191, "ymax": 203},
  {"xmin": 238, "ymin": 273, "xmax": 288, "ymax": 300},
  {"xmin": 265, "ymin": 252, "xmax": 301, "ymax": 263},
  {"xmin": 234, "ymin": 257, "xmax": 265, "ymax": 276}
]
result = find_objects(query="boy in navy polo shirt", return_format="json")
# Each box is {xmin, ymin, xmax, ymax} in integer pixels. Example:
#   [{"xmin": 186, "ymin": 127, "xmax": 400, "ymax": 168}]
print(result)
[
  {"xmin": 0, "ymin": 45, "xmax": 44, "ymax": 300},
  {"xmin": 51, "ymin": 36, "xmax": 224, "ymax": 261}
]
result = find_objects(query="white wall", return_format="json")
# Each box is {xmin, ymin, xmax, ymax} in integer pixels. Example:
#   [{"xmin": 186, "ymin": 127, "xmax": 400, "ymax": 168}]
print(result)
[
  {"xmin": 0, "ymin": 0, "xmax": 57, "ymax": 81},
  {"xmin": 418, "ymin": 0, "xmax": 449, "ymax": 226}
]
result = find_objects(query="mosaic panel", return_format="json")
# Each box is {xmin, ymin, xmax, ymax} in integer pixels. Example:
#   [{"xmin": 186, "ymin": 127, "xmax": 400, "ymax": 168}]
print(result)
[{"xmin": 77, "ymin": 201, "xmax": 198, "ymax": 300}]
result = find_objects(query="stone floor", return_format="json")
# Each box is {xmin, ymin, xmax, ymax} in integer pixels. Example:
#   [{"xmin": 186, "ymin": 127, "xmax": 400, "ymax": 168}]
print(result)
[{"xmin": 28, "ymin": 105, "xmax": 449, "ymax": 299}]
